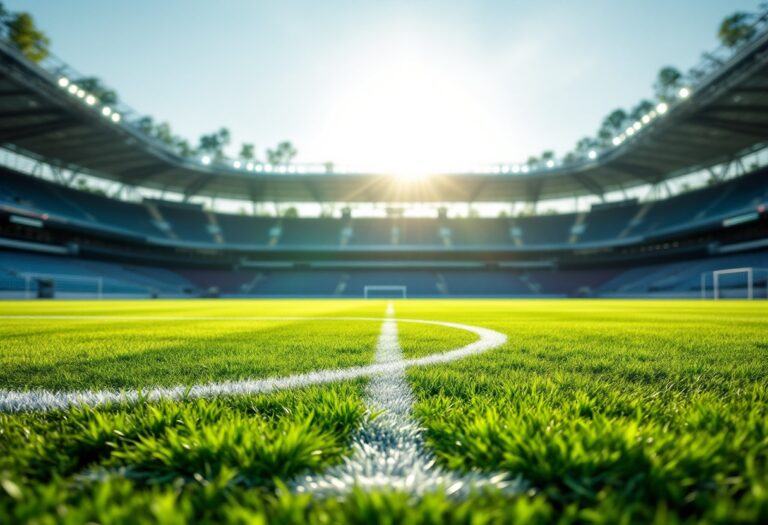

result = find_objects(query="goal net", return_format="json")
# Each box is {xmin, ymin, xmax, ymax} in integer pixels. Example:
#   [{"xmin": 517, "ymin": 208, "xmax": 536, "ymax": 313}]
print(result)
[
  {"xmin": 363, "ymin": 285, "xmax": 407, "ymax": 299},
  {"xmin": 700, "ymin": 267, "xmax": 768, "ymax": 300},
  {"xmin": 0, "ymin": 272, "xmax": 110, "ymax": 299}
]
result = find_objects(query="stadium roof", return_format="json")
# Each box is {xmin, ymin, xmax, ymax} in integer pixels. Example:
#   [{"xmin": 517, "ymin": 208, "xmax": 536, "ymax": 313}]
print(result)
[{"xmin": 1, "ymin": 32, "xmax": 768, "ymax": 203}]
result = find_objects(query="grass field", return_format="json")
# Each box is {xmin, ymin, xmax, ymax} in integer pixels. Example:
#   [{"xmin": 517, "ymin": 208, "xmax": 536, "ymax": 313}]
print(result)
[{"xmin": 0, "ymin": 299, "xmax": 766, "ymax": 524}]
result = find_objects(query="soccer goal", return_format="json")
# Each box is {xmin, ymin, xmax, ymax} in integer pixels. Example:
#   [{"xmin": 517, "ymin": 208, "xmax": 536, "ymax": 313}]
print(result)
[
  {"xmin": 18, "ymin": 273, "xmax": 104, "ymax": 299},
  {"xmin": 700, "ymin": 267, "xmax": 768, "ymax": 300},
  {"xmin": 363, "ymin": 285, "xmax": 407, "ymax": 299}
]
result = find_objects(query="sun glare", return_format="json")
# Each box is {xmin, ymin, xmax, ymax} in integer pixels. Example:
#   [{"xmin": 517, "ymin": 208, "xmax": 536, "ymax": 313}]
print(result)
[{"xmin": 316, "ymin": 42, "xmax": 507, "ymax": 174}]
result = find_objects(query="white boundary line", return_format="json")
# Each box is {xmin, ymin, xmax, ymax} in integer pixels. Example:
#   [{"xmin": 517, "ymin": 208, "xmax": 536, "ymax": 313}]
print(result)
[
  {"xmin": 0, "ymin": 315, "xmax": 507, "ymax": 413},
  {"xmin": 292, "ymin": 304, "xmax": 521, "ymax": 497}
]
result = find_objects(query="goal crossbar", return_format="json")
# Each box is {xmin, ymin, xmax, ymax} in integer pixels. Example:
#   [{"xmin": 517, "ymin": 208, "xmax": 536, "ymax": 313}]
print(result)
[
  {"xmin": 701, "ymin": 267, "xmax": 768, "ymax": 300},
  {"xmin": 363, "ymin": 285, "xmax": 407, "ymax": 299}
]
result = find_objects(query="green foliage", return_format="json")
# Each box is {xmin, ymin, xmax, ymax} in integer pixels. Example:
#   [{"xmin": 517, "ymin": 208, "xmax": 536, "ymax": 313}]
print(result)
[
  {"xmin": 198, "ymin": 128, "xmax": 231, "ymax": 160},
  {"xmin": 76, "ymin": 77, "xmax": 119, "ymax": 105},
  {"xmin": 266, "ymin": 141, "xmax": 298, "ymax": 165},
  {"xmin": 6, "ymin": 12, "xmax": 49, "ymax": 63},
  {"xmin": 1, "ymin": 299, "xmax": 766, "ymax": 522},
  {"xmin": 719, "ymin": 13, "xmax": 756, "ymax": 48}
]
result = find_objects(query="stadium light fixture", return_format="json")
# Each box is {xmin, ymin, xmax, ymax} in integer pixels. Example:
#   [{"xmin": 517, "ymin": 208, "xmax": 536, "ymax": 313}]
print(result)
[
  {"xmin": 588, "ymin": 150, "xmax": 597, "ymax": 160},
  {"xmin": 626, "ymin": 127, "xmax": 635, "ymax": 137},
  {"xmin": 76, "ymin": 89, "xmax": 86, "ymax": 98},
  {"xmin": 521, "ymin": 165, "xmax": 530, "ymax": 174},
  {"xmin": 264, "ymin": 164, "xmax": 273, "ymax": 173},
  {"xmin": 641, "ymin": 114, "xmax": 651, "ymax": 124},
  {"xmin": 85, "ymin": 94, "xmax": 97, "ymax": 106},
  {"xmin": 233, "ymin": 161, "xmax": 242, "ymax": 169},
  {"xmin": 632, "ymin": 122, "xmax": 642, "ymax": 131},
  {"xmin": 58, "ymin": 77, "xmax": 70, "ymax": 88},
  {"xmin": 656, "ymin": 102, "xmax": 668, "ymax": 114},
  {"xmin": 546, "ymin": 160, "xmax": 555, "ymax": 169},
  {"xmin": 511, "ymin": 165, "xmax": 520, "ymax": 174},
  {"xmin": 612, "ymin": 136, "xmax": 622, "ymax": 146},
  {"xmin": 246, "ymin": 162, "xmax": 254, "ymax": 171},
  {"xmin": 67, "ymin": 84, "xmax": 78, "ymax": 94},
  {"xmin": 110, "ymin": 113, "xmax": 120, "ymax": 123},
  {"xmin": 255, "ymin": 164, "xmax": 264, "ymax": 172},
  {"xmin": 678, "ymin": 87, "xmax": 691, "ymax": 99},
  {"xmin": 297, "ymin": 166, "xmax": 306, "ymax": 174},
  {"xmin": 101, "ymin": 106, "xmax": 112, "ymax": 117},
  {"xmin": 201, "ymin": 155, "xmax": 211, "ymax": 165}
]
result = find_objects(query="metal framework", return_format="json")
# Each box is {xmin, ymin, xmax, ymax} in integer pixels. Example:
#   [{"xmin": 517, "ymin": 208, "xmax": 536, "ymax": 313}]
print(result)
[
  {"xmin": 2, "ymin": 16, "xmax": 768, "ymax": 203},
  {"xmin": 701, "ymin": 267, "xmax": 768, "ymax": 300},
  {"xmin": 364, "ymin": 285, "xmax": 407, "ymax": 299}
]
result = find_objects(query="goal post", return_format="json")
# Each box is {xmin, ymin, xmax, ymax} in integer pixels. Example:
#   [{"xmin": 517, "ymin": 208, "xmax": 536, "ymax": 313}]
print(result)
[
  {"xmin": 701, "ymin": 267, "xmax": 768, "ymax": 300},
  {"xmin": 363, "ymin": 285, "xmax": 407, "ymax": 299},
  {"xmin": 18, "ymin": 273, "xmax": 104, "ymax": 299}
]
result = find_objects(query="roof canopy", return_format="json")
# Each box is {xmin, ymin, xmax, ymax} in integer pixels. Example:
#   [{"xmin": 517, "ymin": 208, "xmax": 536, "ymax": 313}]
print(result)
[{"xmin": 1, "ymin": 33, "xmax": 768, "ymax": 203}]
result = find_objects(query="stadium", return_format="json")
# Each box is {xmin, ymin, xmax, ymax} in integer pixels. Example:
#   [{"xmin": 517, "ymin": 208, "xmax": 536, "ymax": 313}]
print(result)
[{"xmin": 0, "ymin": 2, "xmax": 767, "ymax": 523}]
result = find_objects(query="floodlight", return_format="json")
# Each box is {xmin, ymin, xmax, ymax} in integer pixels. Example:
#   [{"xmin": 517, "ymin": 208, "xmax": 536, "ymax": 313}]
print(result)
[
  {"xmin": 288, "ymin": 166, "xmax": 296, "ymax": 173},
  {"xmin": 246, "ymin": 162, "xmax": 254, "ymax": 171},
  {"xmin": 201, "ymin": 156, "xmax": 211, "ymax": 165},
  {"xmin": 546, "ymin": 160, "xmax": 555, "ymax": 168},
  {"xmin": 233, "ymin": 161, "xmax": 242, "ymax": 169},
  {"xmin": 678, "ymin": 87, "xmax": 691, "ymax": 99},
  {"xmin": 58, "ymin": 77, "xmax": 70, "ymax": 88},
  {"xmin": 626, "ymin": 127, "xmax": 635, "ymax": 137},
  {"xmin": 255, "ymin": 164, "xmax": 264, "ymax": 172},
  {"xmin": 67, "ymin": 84, "xmax": 78, "ymax": 94},
  {"xmin": 297, "ymin": 166, "xmax": 306, "ymax": 174},
  {"xmin": 612, "ymin": 137, "xmax": 622, "ymax": 146},
  {"xmin": 656, "ymin": 102, "xmax": 668, "ymax": 114},
  {"xmin": 521, "ymin": 165, "xmax": 530, "ymax": 173},
  {"xmin": 85, "ymin": 95, "xmax": 97, "ymax": 106},
  {"xmin": 511, "ymin": 165, "xmax": 520, "ymax": 174},
  {"xmin": 588, "ymin": 150, "xmax": 597, "ymax": 160},
  {"xmin": 641, "ymin": 114, "xmax": 651, "ymax": 124},
  {"xmin": 264, "ymin": 164, "xmax": 273, "ymax": 173},
  {"xmin": 110, "ymin": 113, "xmax": 120, "ymax": 123},
  {"xmin": 501, "ymin": 165, "xmax": 509, "ymax": 173},
  {"xmin": 633, "ymin": 122, "xmax": 642, "ymax": 131},
  {"xmin": 76, "ymin": 89, "xmax": 86, "ymax": 98},
  {"xmin": 101, "ymin": 106, "xmax": 112, "ymax": 116}
]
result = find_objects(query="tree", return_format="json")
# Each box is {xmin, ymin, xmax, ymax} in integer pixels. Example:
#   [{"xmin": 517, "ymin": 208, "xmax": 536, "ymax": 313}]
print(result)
[
  {"xmin": 239, "ymin": 143, "xmax": 255, "ymax": 161},
  {"xmin": 654, "ymin": 66, "xmax": 683, "ymax": 101},
  {"xmin": 137, "ymin": 116, "xmax": 154, "ymax": 134},
  {"xmin": 76, "ymin": 77, "xmax": 118, "ymax": 104},
  {"xmin": 630, "ymin": 99, "xmax": 654, "ymax": 121},
  {"xmin": 153, "ymin": 122, "xmax": 174, "ymax": 145},
  {"xmin": 174, "ymin": 137, "xmax": 193, "ymax": 157},
  {"xmin": 600, "ymin": 109, "xmax": 629, "ymax": 136},
  {"xmin": 6, "ymin": 12, "xmax": 50, "ymax": 63},
  {"xmin": 282, "ymin": 206, "xmax": 299, "ymax": 218},
  {"xmin": 718, "ymin": 12, "xmax": 756, "ymax": 48},
  {"xmin": 198, "ymin": 128, "xmax": 231, "ymax": 160},
  {"xmin": 266, "ymin": 141, "xmax": 297, "ymax": 166}
]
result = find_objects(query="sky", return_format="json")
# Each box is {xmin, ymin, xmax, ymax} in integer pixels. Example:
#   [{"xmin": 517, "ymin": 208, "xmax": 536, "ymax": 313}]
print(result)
[{"xmin": 6, "ymin": 0, "xmax": 760, "ymax": 173}]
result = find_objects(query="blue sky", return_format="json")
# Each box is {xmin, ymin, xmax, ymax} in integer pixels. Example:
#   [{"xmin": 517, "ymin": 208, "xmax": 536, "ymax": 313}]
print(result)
[{"xmin": 6, "ymin": 0, "xmax": 759, "ymax": 171}]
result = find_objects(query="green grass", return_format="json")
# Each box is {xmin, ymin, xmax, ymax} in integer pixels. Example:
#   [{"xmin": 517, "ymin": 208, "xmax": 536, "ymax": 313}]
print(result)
[{"xmin": 1, "ymin": 299, "xmax": 767, "ymax": 524}]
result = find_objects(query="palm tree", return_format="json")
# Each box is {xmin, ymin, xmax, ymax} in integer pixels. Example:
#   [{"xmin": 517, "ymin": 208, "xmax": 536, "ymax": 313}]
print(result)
[
  {"xmin": 630, "ymin": 100, "xmax": 654, "ymax": 121},
  {"xmin": 600, "ymin": 109, "xmax": 628, "ymax": 137},
  {"xmin": 718, "ymin": 12, "xmax": 756, "ymax": 48}
]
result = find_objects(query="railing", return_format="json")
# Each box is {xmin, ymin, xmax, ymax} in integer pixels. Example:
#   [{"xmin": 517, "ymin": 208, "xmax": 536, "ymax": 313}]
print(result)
[{"xmin": 2, "ymin": 8, "xmax": 768, "ymax": 176}]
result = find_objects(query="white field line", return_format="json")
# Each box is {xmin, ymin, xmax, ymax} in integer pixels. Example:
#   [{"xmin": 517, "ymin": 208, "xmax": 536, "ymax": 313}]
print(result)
[
  {"xmin": 292, "ymin": 304, "xmax": 522, "ymax": 498},
  {"xmin": 0, "ymin": 315, "xmax": 507, "ymax": 413}
]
